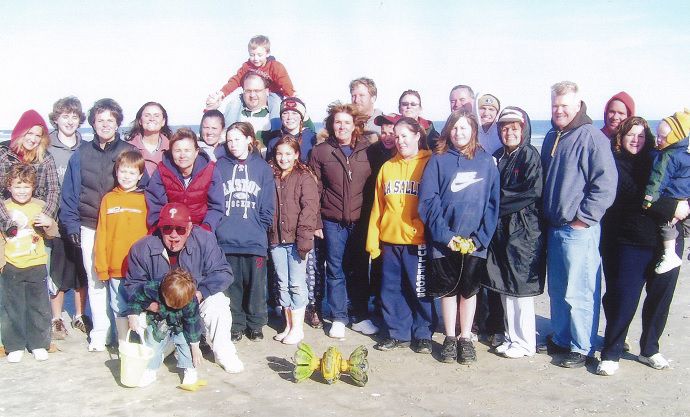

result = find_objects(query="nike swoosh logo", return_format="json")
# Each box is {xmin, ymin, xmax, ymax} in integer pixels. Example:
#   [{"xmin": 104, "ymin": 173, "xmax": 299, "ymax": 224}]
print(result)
[{"xmin": 450, "ymin": 172, "xmax": 482, "ymax": 192}]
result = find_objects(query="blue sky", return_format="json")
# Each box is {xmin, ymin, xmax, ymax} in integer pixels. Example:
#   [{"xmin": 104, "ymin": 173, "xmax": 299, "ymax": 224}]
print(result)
[{"xmin": 0, "ymin": 0, "xmax": 688, "ymax": 129}]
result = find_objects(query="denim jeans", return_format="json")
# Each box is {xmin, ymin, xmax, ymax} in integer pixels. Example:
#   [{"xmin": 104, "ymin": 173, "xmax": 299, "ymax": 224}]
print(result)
[
  {"xmin": 547, "ymin": 223, "xmax": 602, "ymax": 356},
  {"xmin": 144, "ymin": 324, "xmax": 193, "ymax": 370},
  {"xmin": 322, "ymin": 220, "xmax": 370, "ymax": 323},
  {"xmin": 108, "ymin": 277, "xmax": 129, "ymax": 317},
  {"xmin": 270, "ymin": 244, "xmax": 308, "ymax": 310}
]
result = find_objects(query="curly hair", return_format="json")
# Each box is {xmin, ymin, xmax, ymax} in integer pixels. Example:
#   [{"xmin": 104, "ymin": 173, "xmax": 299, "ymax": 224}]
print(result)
[
  {"xmin": 613, "ymin": 116, "xmax": 655, "ymax": 154},
  {"xmin": 324, "ymin": 101, "xmax": 368, "ymax": 148}
]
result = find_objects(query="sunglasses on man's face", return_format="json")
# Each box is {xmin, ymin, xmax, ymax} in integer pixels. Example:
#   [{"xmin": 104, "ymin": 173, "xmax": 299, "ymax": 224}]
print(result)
[{"xmin": 161, "ymin": 225, "xmax": 187, "ymax": 235}]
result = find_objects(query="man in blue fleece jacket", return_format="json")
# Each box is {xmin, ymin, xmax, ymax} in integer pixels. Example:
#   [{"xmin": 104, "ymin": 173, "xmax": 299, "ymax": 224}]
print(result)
[{"xmin": 541, "ymin": 81, "xmax": 617, "ymax": 369}]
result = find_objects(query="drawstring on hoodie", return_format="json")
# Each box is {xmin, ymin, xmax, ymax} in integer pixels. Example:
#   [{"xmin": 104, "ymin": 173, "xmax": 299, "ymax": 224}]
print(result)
[
  {"xmin": 550, "ymin": 131, "xmax": 562, "ymax": 157},
  {"xmin": 230, "ymin": 162, "xmax": 251, "ymax": 219}
]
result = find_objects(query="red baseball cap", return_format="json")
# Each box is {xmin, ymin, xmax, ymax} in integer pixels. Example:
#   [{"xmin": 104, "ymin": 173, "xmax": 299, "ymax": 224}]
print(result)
[
  {"xmin": 158, "ymin": 203, "xmax": 192, "ymax": 227},
  {"xmin": 373, "ymin": 113, "xmax": 401, "ymax": 126}
]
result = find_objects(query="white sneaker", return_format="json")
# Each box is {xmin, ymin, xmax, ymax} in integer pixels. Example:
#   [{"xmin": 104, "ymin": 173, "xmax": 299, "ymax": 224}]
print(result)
[
  {"xmin": 218, "ymin": 354, "xmax": 244, "ymax": 373},
  {"xmin": 503, "ymin": 346, "xmax": 532, "ymax": 359},
  {"xmin": 138, "ymin": 369, "xmax": 157, "ymax": 387},
  {"xmin": 7, "ymin": 350, "xmax": 23, "ymax": 363},
  {"xmin": 88, "ymin": 342, "xmax": 106, "ymax": 352},
  {"xmin": 596, "ymin": 360, "xmax": 619, "ymax": 376},
  {"xmin": 32, "ymin": 348, "xmax": 48, "ymax": 361},
  {"xmin": 328, "ymin": 321, "xmax": 346, "ymax": 339},
  {"xmin": 494, "ymin": 342, "xmax": 510, "ymax": 354},
  {"xmin": 182, "ymin": 368, "xmax": 198, "ymax": 385},
  {"xmin": 350, "ymin": 319, "xmax": 379, "ymax": 335},
  {"xmin": 638, "ymin": 353, "xmax": 670, "ymax": 370},
  {"xmin": 655, "ymin": 253, "xmax": 682, "ymax": 274}
]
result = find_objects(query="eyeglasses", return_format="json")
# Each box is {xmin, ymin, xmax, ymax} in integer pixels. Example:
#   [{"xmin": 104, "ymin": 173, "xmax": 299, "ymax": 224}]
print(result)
[
  {"xmin": 161, "ymin": 225, "xmax": 187, "ymax": 235},
  {"xmin": 400, "ymin": 102, "xmax": 420, "ymax": 107}
]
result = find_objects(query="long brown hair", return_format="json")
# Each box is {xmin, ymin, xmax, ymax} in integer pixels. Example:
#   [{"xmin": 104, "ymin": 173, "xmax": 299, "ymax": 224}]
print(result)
[
  {"xmin": 127, "ymin": 101, "xmax": 173, "ymax": 140},
  {"xmin": 393, "ymin": 117, "xmax": 428, "ymax": 155},
  {"xmin": 227, "ymin": 122, "xmax": 261, "ymax": 153},
  {"xmin": 436, "ymin": 110, "xmax": 479, "ymax": 159},
  {"xmin": 269, "ymin": 135, "xmax": 314, "ymax": 178}
]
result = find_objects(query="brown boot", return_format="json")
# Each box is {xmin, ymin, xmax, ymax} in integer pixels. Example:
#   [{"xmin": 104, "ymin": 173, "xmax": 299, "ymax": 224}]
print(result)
[{"xmin": 304, "ymin": 304, "xmax": 323, "ymax": 329}]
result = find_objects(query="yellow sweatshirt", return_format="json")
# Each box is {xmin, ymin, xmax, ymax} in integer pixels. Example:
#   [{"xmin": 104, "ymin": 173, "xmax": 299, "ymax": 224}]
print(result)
[
  {"xmin": 366, "ymin": 150, "xmax": 431, "ymax": 259},
  {"xmin": 3, "ymin": 198, "xmax": 58, "ymax": 269},
  {"xmin": 94, "ymin": 187, "xmax": 148, "ymax": 280}
]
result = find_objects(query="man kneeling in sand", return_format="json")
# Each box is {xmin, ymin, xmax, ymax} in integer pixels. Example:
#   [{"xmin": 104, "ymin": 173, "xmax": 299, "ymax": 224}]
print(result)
[{"xmin": 125, "ymin": 202, "xmax": 244, "ymax": 373}]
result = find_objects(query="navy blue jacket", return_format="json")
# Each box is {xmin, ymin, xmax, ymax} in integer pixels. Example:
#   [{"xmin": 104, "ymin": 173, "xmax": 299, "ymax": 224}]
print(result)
[
  {"xmin": 214, "ymin": 146, "xmax": 275, "ymax": 256},
  {"xmin": 60, "ymin": 135, "xmax": 142, "ymax": 235},
  {"xmin": 124, "ymin": 226, "xmax": 233, "ymax": 300},
  {"xmin": 419, "ymin": 146, "xmax": 500, "ymax": 259}
]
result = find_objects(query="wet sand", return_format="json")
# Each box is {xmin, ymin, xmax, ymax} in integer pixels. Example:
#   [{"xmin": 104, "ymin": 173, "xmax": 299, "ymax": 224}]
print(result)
[{"xmin": 1, "ymin": 261, "xmax": 689, "ymax": 417}]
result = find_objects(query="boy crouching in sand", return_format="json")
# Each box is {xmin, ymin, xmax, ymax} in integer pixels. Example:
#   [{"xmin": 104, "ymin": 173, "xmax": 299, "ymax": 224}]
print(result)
[
  {"xmin": 127, "ymin": 268, "xmax": 203, "ymax": 387},
  {"xmin": 1, "ymin": 164, "xmax": 58, "ymax": 363}
]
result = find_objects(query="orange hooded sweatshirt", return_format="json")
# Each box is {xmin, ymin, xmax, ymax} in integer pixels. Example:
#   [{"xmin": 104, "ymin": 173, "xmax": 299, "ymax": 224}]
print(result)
[{"xmin": 94, "ymin": 187, "xmax": 148, "ymax": 280}]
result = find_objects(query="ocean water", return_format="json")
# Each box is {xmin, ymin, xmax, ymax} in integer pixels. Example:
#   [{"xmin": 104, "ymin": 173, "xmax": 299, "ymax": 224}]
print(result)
[{"xmin": 0, "ymin": 120, "xmax": 660, "ymax": 150}]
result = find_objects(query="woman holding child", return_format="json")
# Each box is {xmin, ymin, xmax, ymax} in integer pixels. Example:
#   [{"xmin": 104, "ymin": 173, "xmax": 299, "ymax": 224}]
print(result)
[
  {"xmin": 598, "ymin": 115, "xmax": 688, "ymax": 376},
  {"xmin": 0, "ymin": 110, "xmax": 60, "ymax": 233}
]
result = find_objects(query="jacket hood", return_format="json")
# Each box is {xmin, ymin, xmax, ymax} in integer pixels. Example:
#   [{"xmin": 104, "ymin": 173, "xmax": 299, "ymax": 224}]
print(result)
[
  {"xmin": 49, "ymin": 129, "xmax": 83, "ymax": 149},
  {"xmin": 389, "ymin": 148, "xmax": 432, "ymax": 164},
  {"xmin": 11, "ymin": 109, "xmax": 49, "ymax": 145},
  {"xmin": 551, "ymin": 101, "xmax": 593, "ymax": 133},
  {"xmin": 661, "ymin": 108, "xmax": 690, "ymax": 148},
  {"xmin": 161, "ymin": 145, "xmax": 212, "ymax": 177},
  {"xmin": 602, "ymin": 92, "xmax": 635, "ymax": 138},
  {"xmin": 215, "ymin": 143, "xmax": 266, "ymax": 165},
  {"xmin": 493, "ymin": 106, "xmax": 532, "ymax": 160}
]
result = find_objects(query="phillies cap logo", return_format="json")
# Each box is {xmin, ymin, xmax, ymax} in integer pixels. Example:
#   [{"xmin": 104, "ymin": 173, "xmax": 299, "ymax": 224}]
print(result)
[
  {"xmin": 285, "ymin": 100, "xmax": 297, "ymax": 109},
  {"xmin": 169, "ymin": 208, "xmax": 177, "ymax": 218}
]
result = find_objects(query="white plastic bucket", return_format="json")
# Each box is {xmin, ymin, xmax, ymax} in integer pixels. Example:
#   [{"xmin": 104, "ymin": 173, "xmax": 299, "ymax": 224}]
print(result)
[{"xmin": 119, "ymin": 330, "xmax": 155, "ymax": 387}]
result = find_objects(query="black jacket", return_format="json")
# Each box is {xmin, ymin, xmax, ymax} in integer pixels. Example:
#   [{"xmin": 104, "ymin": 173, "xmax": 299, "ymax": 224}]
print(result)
[{"xmin": 484, "ymin": 107, "xmax": 546, "ymax": 297}]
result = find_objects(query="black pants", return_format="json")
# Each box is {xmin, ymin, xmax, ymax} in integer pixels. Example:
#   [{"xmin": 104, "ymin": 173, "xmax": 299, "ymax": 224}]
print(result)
[
  {"xmin": 601, "ymin": 239, "xmax": 682, "ymax": 361},
  {"xmin": 0, "ymin": 264, "xmax": 51, "ymax": 352},
  {"xmin": 224, "ymin": 254, "xmax": 268, "ymax": 332}
]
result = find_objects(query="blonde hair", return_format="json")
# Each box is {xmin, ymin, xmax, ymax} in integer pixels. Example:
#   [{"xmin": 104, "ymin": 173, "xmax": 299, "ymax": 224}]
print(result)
[
  {"xmin": 11, "ymin": 125, "xmax": 50, "ymax": 163},
  {"xmin": 248, "ymin": 35, "xmax": 270, "ymax": 53}
]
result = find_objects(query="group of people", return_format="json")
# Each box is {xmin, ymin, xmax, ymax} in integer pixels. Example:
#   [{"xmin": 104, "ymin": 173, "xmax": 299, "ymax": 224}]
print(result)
[{"xmin": 0, "ymin": 35, "xmax": 687, "ymax": 388}]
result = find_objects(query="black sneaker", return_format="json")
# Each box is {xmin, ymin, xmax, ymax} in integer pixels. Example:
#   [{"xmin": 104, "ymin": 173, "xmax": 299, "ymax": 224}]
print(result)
[
  {"xmin": 457, "ymin": 337, "xmax": 477, "ymax": 364},
  {"xmin": 231, "ymin": 330, "xmax": 243, "ymax": 342},
  {"xmin": 413, "ymin": 339, "xmax": 433, "ymax": 354},
  {"xmin": 440, "ymin": 336, "xmax": 457, "ymax": 363},
  {"xmin": 374, "ymin": 338, "xmax": 410, "ymax": 351},
  {"xmin": 246, "ymin": 328, "xmax": 264, "ymax": 342},
  {"xmin": 557, "ymin": 351, "xmax": 586, "ymax": 368},
  {"xmin": 546, "ymin": 335, "xmax": 569, "ymax": 355}
]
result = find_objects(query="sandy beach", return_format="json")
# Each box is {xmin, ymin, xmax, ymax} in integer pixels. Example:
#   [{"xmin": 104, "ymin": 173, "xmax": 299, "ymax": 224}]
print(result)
[{"xmin": 1, "ymin": 259, "xmax": 689, "ymax": 417}]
